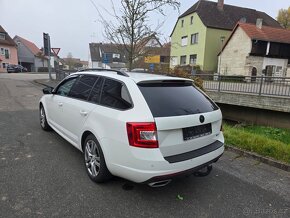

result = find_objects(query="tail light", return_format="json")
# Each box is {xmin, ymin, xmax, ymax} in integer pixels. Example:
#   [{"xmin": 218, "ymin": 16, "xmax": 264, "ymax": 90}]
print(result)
[{"xmin": 126, "ymin": 122, "xmax": 158, "ymax": 148}]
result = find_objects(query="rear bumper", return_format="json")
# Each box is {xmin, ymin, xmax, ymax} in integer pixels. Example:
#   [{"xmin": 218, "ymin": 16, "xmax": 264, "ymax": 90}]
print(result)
[
  {"xmin": 105, "ymin": 140, "xmax": 224, "ymax": 183},
  {"xmin": 143, "ymin": 153, "xmax": 222, "ymax": 184}
]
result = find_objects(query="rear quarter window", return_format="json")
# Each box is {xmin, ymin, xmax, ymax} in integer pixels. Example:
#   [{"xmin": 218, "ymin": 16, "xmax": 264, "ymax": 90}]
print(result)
[
  {"xmin": 138, "ymin": 81, "xmax": 218, "ymax": 117},
  {"xmin": 100, "ymin": 78, "xmax": 132, "ymax": 110}
]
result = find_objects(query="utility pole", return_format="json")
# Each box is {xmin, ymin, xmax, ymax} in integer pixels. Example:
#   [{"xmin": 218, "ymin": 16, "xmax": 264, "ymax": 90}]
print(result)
[{"xmin": 43, "ymin": 33, "xmax": 52, "ymax": 80}]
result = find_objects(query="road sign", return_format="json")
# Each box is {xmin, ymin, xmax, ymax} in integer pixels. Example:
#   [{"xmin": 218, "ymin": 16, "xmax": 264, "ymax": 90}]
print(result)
[
  {"xmin": 149, "ymin": 64, "xmax": 154, "ymax": 71},
  {"xmin": 43, "ymin": 33, "xmax": 50, "ymax": 56},
  {"xmin": 145, "ymin": 55, "xmax": 160, "ymax": 64},
  {"xmin": 52, "ymin": 48, "xmax": 61, "ymax": 56},
  {"xmin": 102, "ymin": 53, "xmax": 109, "ymax": 64},
  {"xmin": 43, "ymin": 33, "xmax": 52, "ymax": 80}
]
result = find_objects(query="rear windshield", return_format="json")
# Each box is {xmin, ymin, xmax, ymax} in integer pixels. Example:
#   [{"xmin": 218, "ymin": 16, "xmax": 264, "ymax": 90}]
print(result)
[{"xmin": 138, "ymin": 81, "xmax": 219, "ymax": 117}]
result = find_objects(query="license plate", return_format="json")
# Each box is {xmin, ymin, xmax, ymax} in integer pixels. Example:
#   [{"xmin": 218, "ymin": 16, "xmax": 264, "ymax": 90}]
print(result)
[{"xmin": 182, "ymin": 123, "xmax": 212, "ymax": 141}]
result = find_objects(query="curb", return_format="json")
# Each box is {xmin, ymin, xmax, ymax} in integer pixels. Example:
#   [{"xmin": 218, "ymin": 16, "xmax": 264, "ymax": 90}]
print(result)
[
  {"xmin": 32, "ymin": 80, "xmax": 48, "ymax": 88},
  {"xmin": 226, "ymin": 145, "xmax": 290, "ymax": 172},
  {"xmin": 33, "ymin": 79, "xmax": 58, "ymax": 88}
]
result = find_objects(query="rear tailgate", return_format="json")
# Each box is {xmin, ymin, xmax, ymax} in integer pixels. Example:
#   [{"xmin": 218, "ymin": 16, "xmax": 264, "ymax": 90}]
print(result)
[
  {"xmin": 138, "ymin": 80, "xmax": 222, "ymax": 158},
  {"xmin": 155, "ymin": 111, "xmax": 222, "ymax": 157}
]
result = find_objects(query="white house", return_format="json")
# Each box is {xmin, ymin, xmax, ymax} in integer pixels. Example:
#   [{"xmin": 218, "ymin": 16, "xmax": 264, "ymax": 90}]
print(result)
[{"xmin": 218, "ymin": 20, "xmax": 290, "ymax": 78}]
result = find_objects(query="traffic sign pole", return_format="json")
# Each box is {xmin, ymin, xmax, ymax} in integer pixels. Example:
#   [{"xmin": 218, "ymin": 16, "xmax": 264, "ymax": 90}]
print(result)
[{"xmin": 48, "ymin": 36, "xmax": 52, "ymax": 80}]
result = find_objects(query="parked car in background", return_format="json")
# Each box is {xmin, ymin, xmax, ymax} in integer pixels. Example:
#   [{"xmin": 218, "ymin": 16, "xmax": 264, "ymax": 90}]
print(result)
[
  {"xmin": 7, "ymin": 64, "xmax": 28, "ymax": 73},
  {"xmin": 119, "ymin": 68, "xmax": 128, "ymax": 72},
  {"xmin": 39, "ymin": 69, "xmax": 224, "ymax": 186},
  {"xmin": 131, "ymin": 68, "xmax": 148, "ymax": 73}
]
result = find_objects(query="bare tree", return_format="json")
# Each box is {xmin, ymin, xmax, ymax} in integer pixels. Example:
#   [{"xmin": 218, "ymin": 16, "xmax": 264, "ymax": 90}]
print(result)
[
  {"xmin": 93, "ymin": 0, "xmax": 180, "ymax": 70},
  {"xmin": 65, "ymin": 52, "xmax": 75, "ymax": 70}
]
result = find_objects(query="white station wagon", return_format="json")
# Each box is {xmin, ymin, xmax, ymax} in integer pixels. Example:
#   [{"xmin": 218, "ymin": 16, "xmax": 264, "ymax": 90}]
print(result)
[{"xmin": 39, "ymin": 70, "xmax": 224, "ymax": 187}]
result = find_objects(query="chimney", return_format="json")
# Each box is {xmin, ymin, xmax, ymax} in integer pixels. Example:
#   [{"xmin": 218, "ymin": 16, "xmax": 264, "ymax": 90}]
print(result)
[
  {"xmin": 256, "ymin": 18, "xmax": 263, "ymax": 29},
  {"xmin": 217, "ymin": 0, "xmax": 224, "ymax": 10}
]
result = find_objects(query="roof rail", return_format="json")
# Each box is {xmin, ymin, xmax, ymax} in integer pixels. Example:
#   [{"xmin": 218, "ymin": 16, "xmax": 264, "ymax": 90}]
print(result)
[{"xmin": 77, "ymin": 68, "xmax": 129, "ymax": 77}]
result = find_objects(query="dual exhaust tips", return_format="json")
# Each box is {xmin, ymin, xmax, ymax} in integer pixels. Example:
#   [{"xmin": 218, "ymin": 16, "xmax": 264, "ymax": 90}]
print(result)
[{"xmin": 148, "ymin": 165, "xmax": 213, "ymax": 187}]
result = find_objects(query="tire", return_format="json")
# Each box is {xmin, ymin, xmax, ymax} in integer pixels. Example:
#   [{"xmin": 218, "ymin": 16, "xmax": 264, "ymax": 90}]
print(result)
[
  {"xmin": 39, "ymin": 105, "xmax": 52, "ymax": 131},
  {"xmin": 84, "ymin": 134, "xmax": 112, "ymax": 183}
]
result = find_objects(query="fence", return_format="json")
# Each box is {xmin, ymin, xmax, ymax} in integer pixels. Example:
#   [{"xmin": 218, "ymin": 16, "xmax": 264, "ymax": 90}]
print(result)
[
  {"xmin": 55, "ymin": 69, "xmax": 75, "ymax": 81},
  {"xmin": 199, "ymin": 74, "xmax": 290, "ymax": 97}
]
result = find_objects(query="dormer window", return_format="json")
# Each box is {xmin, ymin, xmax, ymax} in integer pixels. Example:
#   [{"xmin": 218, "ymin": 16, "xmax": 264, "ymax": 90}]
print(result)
[{"xmin": 0, "ymin": 33, "xmax": 6, "ymax": 40}]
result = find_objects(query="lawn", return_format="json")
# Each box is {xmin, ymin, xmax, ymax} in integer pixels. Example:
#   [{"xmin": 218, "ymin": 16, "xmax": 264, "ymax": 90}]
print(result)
[{"xmin": 223, "ymin": 123, "xmax": 290, "ymax": 164}]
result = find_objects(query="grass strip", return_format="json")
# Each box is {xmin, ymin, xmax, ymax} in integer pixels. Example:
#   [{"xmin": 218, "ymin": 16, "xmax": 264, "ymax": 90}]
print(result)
[{"xmin": 223, "ymin": 123, "xmax": 290, "ymax": 164}]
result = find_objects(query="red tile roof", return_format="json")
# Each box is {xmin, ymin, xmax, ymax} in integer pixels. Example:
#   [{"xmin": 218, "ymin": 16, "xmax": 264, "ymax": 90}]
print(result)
[
  {"xmin": 219, "ymin": 23, "xmax": 290, "ymax": 55},
  {"xmin": 0, "ymin": 25, "xmax": 16, "ymax": 46},
  {"xmin": 239, "ymin": 23, "xmax": 290, "ymax": 44},
  {"xmin": 14, "ymin": 35, "xmax": 42, "ymax": 56}
]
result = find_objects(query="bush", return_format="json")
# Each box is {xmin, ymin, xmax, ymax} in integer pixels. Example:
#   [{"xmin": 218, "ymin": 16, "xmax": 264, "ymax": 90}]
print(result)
[
  {"xmin": 221, "ymin": 75, "xmax": 245, "ymax": 82},
  {"xmin": 37, "ymin": 67, "xmax": 49, "ymax": 72},
  {"xmin": 167, "ymin": 65, "xmax": 204, "ymax": 91}
]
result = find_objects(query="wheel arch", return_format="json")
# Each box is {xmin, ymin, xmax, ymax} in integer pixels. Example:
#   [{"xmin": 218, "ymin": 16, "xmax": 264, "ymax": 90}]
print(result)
[{"xmin": 81, "ymin": 130, "xmax": 102, "ymax": 153}]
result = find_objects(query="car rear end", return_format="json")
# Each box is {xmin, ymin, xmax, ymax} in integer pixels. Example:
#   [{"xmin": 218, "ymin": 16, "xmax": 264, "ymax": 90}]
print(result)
[
  {"xmin": 7, "ymin": 65, "xmax": 16, "ymax": 73},
  {"xmin": 115, "ymin": 77, "xmax": 224, "ymax": 184}
]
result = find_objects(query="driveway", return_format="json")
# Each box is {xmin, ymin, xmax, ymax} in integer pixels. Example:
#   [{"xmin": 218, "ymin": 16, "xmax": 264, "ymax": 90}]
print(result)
[{"xmin": 0, "ymin": 73, "xmax": 289, "ymax": 218}]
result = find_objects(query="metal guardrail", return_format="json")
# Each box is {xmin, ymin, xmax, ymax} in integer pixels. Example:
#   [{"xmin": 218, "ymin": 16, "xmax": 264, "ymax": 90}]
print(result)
[{"xmin": 198, "ymin": 74, "xmax": 290, "ymax": 97}]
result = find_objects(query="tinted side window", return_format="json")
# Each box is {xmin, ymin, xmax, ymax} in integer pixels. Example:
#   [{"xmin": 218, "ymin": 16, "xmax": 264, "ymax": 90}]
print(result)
[
  {"xmin": 88, "ymin": 77, "xmax": 104, "ymax": 103},
  {"xmin": 69, "ymin": 75, "xmax": 98, "ymax": 100},
  {"xmin": 56, "ymin": 77, "xmax": 78, "ymax": 96},
  {"xmin": 100, "ymin": 79, "xmax": 132, "ymax": 110}
]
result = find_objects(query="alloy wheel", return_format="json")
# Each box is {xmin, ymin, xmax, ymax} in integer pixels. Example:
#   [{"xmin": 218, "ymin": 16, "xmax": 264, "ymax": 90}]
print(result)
[
  {"xmin": 85, "ymin": 140, "xmax": 101, "ymax": 177},
  {"xmin": 40, "ymin": 107, "xmax": 46, "ymax": 128}
]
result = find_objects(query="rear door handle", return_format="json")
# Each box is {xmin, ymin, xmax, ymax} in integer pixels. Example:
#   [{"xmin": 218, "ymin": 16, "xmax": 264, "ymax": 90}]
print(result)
[
  {"xmin": 80, "ymin": 110, "xmax": 88, "ymax": 116},
  {"xmin": 58, "ymin": 102, "xmax": 63, "ymax": 107}
]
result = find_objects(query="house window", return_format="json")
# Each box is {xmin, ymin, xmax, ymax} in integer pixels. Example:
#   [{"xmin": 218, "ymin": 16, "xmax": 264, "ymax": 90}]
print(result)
[
  {"xmin": 4, "ymin": 49, "xmax": 9, "ymax": 59},
  {"xmin": 0, "ymin": 33, "xmax": 5, "ymax": 40},
  {"xmin": 191, "ymin": 33, "xmax": 199, "ymax": 44},
  {"xmin": 275, "ymin": 66, "xmax": 283, "ymax": 77},
  {"xmin": 180, "ymin": 55, "xmax": 186, "ymax": 65},
  {"xmin": 0, "ymin": 48, "xmax": 4, "ymax": 55},
  {"xmin": 112, "ymin": 53, "xmax": 120, "ymax": 59},
  {"xmin": 190, "ymin": 54, "xmax": 197, "ymax": 65},
  {"xmin": 181, "ymin": 19, "xmax": 184, "ymax": 27},
  {"xmin": 181, "ymin": 36, "xmax": 188, "ymax": 46},
  {"xmin": 190, "ymin": 16, "xmax": 194, "ymax": 25},
  {"xmin": 171, "ymin": 56, "xmax": 178, "ymax": 66}
]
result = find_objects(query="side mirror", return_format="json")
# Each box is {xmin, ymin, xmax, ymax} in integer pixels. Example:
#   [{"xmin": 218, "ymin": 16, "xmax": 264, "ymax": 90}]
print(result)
[{"xmin": 43, "ymin": 87, "xmax": 54, "ymax": 94}]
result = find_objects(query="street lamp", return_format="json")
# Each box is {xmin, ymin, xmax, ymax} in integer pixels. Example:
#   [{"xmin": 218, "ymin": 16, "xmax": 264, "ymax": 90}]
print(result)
[
  {"xmin": 217, "ymin": 36, "xmax": 226, "ymax": 92},
  {"xmin": 218, "ymin": 36, "xmax": 225, "ymax": 76}
]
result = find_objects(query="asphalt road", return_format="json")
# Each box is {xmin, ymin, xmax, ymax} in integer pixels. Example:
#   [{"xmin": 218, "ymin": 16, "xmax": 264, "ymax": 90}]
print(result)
[{"xmin": 0, "ymin": 73, "xmax": 289, "ymax": 218}]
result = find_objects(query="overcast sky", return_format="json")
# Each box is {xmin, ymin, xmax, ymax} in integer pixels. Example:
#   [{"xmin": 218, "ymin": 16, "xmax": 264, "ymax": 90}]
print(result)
[{"xmin": 0, "ymin": 0, "xmax": 289, "ymax": 60}]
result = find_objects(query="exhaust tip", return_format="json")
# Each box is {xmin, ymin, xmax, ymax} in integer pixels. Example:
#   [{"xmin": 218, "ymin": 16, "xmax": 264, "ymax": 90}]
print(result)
[{"xmin": 148, "ymin": 179, "xmax": 172, "ymax": 188}]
